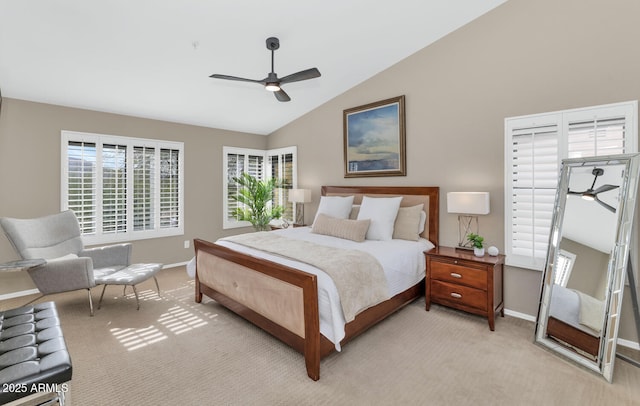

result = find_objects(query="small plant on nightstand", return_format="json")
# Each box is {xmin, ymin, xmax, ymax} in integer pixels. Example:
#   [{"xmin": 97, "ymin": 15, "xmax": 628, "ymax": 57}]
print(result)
[{"xmin": 467, "ymin": 233, "xmax": 485, "ymax": 257}]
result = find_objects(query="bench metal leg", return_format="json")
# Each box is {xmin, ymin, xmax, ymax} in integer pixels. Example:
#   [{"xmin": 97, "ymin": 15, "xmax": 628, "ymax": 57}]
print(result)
[
  {"xmin": 98, "ymin": 285, "xmax": 108, "ymax": 310},
  {"xmin": 153, "ymin": 276, "xmax": 161, "ymax": 297},
  {"xmin": 132, "ymin": 285, "xmax": 140, "ymax": 310},
  {"xmin": 35, "ymin": 390, "xmax": 66, "ymax": 406},
  {"xmin": 88, "ymin": 289, "xmax": 94, "ymax": 317}
]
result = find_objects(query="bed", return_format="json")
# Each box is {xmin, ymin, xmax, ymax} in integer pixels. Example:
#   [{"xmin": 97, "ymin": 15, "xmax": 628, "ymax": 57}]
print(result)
[
  {"xmin": 546, "ymin": 284, "xmax": 602, "ymax": 357},
  {"xmin": 194, "ymin": 186, "xmax": 439, "ymax": 380}
]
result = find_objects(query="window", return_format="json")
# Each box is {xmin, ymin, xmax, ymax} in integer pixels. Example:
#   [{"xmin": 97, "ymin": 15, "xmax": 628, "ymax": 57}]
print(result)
[
  {"xmin": 505, "ymin": 101, "xmax": 637, "ymax": 270},
  {"xmin": 554, "ymin": 249, "xmax": 576, "ymax": 287},
  {"xmin": 62, "ymin": 131, "xmax": 184, "ymax": 245},
  {"xmin": 223, "ymin": 146, "xmax": 297, "ymax": 229}
]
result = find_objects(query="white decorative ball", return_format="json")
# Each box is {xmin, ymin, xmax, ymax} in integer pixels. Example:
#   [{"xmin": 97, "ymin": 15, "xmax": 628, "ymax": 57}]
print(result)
[{"xmin": 487, "ymin": 246, "xmax": 499, "ymax": 256}]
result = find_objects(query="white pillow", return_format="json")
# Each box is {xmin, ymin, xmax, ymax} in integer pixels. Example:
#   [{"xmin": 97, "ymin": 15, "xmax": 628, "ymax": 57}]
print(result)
[
  {"xmin": 313, "ymin": 195, "xmax": 355, "ymax": 224},
  {"xmin": 357, "ymin": 196, "xmax": 403, "ymax": 240}
]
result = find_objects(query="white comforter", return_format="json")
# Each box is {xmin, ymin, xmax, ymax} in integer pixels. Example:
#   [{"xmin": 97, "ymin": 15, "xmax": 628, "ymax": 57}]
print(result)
[{"xmin": 189, "ymin": 227, "xmax": 433, "ymax": 351}]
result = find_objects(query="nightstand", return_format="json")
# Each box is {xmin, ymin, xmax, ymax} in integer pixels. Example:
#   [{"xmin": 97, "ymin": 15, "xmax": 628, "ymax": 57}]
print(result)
[{"xmin": 425, "ymin": 246, "xmax": 504, "ymax": 330}]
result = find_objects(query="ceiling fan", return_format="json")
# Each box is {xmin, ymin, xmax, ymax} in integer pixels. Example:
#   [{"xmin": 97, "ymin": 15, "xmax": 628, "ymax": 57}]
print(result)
[
  {"xmin": 567, "ymin": 167, "xmax": 619, "ymax": 213},
  {"xmin": 209, "ymin": 37, "xmax": 321, "ymax": 102}
]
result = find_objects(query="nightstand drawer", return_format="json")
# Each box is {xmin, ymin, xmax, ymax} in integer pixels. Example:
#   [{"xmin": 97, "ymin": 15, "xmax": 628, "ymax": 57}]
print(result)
[
  {"xmin": 430, "ymin": 260, "xmax": 486, "ymax": 290},
  {"xmin": 430, "ymin": 280, "xmax": 487, "ymax": 311}
]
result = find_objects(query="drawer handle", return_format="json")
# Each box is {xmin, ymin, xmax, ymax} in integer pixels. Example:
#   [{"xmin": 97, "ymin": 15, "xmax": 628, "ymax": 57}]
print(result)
[
  {"xmin": 450, "ymin": 272, "xmax": 462, "ymax": 279},
  {"xmin": 450, "ymin": 292, "xmax": 462, "ymax": 299}
]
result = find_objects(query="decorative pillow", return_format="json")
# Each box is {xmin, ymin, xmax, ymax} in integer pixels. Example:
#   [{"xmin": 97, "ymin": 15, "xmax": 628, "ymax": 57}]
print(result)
[
  {"xmin": 313, "ymin": 195, "xmax": 354, "ymax": 224},
  {"xmin": 392, "ymin": 204, "xmax": 424, "ymax": 241},
  {"xmin": 311, "ymin": 213, "xmax": 370, "ymax": 242},
  {"xmin": 357, "ymin": 196, "xmax": 403, "ymax": 241}
]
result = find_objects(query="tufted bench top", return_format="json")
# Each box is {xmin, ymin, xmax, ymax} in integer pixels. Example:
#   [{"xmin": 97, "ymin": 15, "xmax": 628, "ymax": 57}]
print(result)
[{"xmin": 0, "ymin": 302, "xmax": 72, "ymax": 404}]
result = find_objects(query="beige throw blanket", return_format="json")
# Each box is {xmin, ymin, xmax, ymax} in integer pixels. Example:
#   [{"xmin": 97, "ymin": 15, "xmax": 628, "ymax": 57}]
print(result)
[{"xmin": 222, "ymin": 232, "xmax": 390, "ymax": 322}]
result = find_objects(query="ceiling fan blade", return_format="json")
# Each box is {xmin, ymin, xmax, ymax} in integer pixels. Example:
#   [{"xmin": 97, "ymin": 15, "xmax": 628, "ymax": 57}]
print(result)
[
  {"xmin": 595, "ymin": 196, "xmax": 617, "ymax": 213},
  {"xmin": 279, "ymin": 68, "xmax": 321, "ymax": 85},
  {"xmin": 209, "ymin": 74, "xmax": 263, "ymax": 84},
  {"xmin": 567, "ymin": 189, "xmax": 584, "ymax": 195},
  {"xmin": 592, "ymin": 184, "xmax": 619, "ymax": 195},
  {"xmin": 274, "ymin": 89, "xmax": 291, "ymax": 102}
]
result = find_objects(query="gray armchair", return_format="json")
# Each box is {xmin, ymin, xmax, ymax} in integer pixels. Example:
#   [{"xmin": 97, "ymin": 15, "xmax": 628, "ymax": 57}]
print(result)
[{"xmin": 1, "ymin": 210, "xmax": 134, "ymax": 315}]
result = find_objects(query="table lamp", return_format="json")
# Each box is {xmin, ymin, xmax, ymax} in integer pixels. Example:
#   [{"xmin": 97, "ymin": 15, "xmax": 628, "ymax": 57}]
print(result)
[{"xmin": 447, "ymin": 192, "xmax": 490, "ymax": 249}]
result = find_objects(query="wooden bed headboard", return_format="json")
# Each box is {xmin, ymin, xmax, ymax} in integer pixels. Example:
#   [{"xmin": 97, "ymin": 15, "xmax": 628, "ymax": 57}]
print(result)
[{"xmin": 321, "ymin": 186, "xmax": 439, "ymax": 246}]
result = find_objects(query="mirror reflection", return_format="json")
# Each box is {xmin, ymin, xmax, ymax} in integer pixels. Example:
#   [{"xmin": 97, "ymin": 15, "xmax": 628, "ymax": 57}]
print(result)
[
  {"xmin": 547, "ymin": 164, "xmax": 622, "ymax": 359},
  {"xmin": 535, "ymin": 154, "xmax": 640, "ymax": 382}
]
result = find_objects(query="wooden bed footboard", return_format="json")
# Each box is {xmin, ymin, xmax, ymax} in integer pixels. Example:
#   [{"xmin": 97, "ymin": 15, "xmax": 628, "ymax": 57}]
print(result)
[
  {"xmin": 194, "ymin": 238, "xmax": 322, "ymax": 380},
  {"xmin": 195, "ymin": 238, "xmax": 425, "ymax": 380}
]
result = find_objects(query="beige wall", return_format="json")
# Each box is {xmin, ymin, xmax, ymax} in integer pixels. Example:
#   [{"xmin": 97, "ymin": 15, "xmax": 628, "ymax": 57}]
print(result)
[
  {"xmin": 267, "ymin": 0, "xmax": 640, "ymax": 341},
  {"xmin": 0, "ymin": 98, "xmax": 265, "ymax": 294}
]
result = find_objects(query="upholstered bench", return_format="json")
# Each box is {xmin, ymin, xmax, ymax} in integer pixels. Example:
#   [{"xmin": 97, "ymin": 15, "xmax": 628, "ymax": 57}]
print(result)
[
  {"xmin": 0, "ymin": 302, "xmax": 71, "ymax": 405},
  {"xmin": 96, "ymin": 263, "xmax": 163, "ymax": 310}
]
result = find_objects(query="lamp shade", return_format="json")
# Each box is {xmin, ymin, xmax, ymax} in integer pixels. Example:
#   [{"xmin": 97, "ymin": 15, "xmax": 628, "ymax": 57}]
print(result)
[
  {"xmin": 447, "ymin": 192, "xmax": 490, "ymax": 215},
  {"xmin": 288, "ymin": 189, "xmax": 311, "ymax": 203}
]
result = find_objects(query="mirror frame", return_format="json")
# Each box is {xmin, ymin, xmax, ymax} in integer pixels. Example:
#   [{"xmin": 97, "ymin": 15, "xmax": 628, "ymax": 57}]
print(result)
[{"xmin": 535, "ymin": 153, "xmax": 640, "ymax": 382}]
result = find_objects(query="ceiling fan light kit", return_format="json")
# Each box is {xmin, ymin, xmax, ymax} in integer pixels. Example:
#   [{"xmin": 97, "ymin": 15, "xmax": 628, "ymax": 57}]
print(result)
[
  {"xmin": 568, "ymin": 167, "xmax": 619, "ymax": 212},
  {"xmin": 209, "ymin": 37, "xmax": 321, "ymax": 102}
]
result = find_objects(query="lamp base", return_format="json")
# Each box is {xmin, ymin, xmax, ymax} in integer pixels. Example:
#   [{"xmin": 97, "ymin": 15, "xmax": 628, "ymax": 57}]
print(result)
[
  {"xmin": 294, "ymin": 202, "xmax": 305, "ymax": 226},
  {"xmin": 456, "ymin": 244, "xmax": 474, "ymax": 251},
  {"xmin": 457, "ymin": 215, "xmax": 479, "ymax": 248}
]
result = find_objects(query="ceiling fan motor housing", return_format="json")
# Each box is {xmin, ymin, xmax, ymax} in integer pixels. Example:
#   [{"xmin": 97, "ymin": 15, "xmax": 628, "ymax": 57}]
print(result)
[{"xmin": 266, "ymin": 37, "xmax": 280, "ymax": 50}]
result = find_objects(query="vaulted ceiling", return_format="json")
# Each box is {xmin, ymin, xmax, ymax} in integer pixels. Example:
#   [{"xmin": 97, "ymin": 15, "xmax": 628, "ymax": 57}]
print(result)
[{"xmin": 0, "ymin": 1, "xmax": 507, "ymax": 135}]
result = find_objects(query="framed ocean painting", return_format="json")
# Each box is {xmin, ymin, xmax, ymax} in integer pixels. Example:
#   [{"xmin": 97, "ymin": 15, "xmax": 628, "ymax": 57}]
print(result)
[{"xmin": 343, "ymin": 95, "xmax": 406, "ymax": 177}]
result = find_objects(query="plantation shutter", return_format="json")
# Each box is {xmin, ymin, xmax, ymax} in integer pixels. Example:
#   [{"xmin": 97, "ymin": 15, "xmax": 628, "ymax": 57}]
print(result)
[
  {"xmin": 505, "ymin": 101, "xmax": 637, "ymax": 271},
  {"xmin": 67, "ymin": 141, "xmax": 97, "ymax": 235},
  {"xmin": 567, "ymin": 117, "xmax": 626, "ymax": 158},
  {"xmin": 62, "ymin": 131, "xmax": 184, "ymax": 244},
  {"xmin": 222, "ymin": 146, "xmax": 298, "ymax": 229},
  {"xmin": 267, "ymin": 148, "xmax": 296, "ymax": 222},
  {"xmin": 507, "ymin": 119, "xmax": 559, "ymax": 270},
  {"xmin": 133, "ymin": 146, "xmax": 155, "ymax": 231},
  {"xmin": 160, "ymin": 148, "xmax": 180, "ymax": 228},
  {"xmin": 102, "ymin": 144, "xmax": 127, "ymax": 234},
  {"xmin": 224, "ymin": 148, "xmax": 264, "ymax": 226}
]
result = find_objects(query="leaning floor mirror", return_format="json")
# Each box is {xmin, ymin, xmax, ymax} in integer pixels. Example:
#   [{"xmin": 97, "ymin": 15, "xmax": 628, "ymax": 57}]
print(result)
[{"xmin": 535, "ymin": 153, "xmax": 640, "ymax": 382}]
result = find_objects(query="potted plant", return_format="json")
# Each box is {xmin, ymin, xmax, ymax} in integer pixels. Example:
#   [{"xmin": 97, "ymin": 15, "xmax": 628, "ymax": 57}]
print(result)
[
  {"xmin": 467, "ymin": 233, "xmax": 485, "ymax": 257},
  {"xmin": 231, "ymin": 173, "xmax": 284, "ymax": 231}
]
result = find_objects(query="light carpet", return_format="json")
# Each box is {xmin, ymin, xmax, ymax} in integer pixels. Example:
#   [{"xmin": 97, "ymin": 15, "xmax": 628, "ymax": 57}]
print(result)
[{"xmin": 2, "ymin": 267, "xmax": 640, "ymax": 406}]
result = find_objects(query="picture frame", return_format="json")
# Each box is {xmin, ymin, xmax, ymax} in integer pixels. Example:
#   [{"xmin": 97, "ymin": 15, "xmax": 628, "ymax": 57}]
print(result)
[{"xmin": 343, "ymin": 95, "xmax": 406, "ymax": 178}]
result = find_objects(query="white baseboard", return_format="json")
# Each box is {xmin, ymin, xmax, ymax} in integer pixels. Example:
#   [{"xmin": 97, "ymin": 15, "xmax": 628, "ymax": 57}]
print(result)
[
  {"xmin": 163, "ymin": 261, "xmax": 188, "ymax": 269},
  {"xmin": 504, "ymin": 308, "xmax": 537, "ymax": 322},
  {"xmin": 0, "ymin": 289, "xmax": 39, "ymax": 301},
  {"xmin": 617, "ymin": 338, "xmax": 640, "ymax": 351},
  {"xmin": 0, "ymin": 262, "xmax": 188, "ymax": 302}
]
